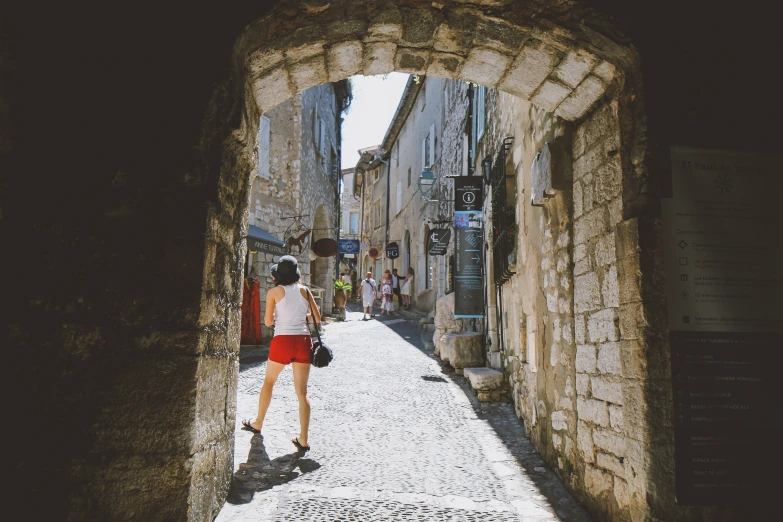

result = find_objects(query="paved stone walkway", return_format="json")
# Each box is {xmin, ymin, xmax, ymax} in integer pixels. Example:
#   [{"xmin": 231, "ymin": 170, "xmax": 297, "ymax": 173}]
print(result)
[{"xmin": 216, "ymin": 303, "xmax": 591, "ymax": 521}]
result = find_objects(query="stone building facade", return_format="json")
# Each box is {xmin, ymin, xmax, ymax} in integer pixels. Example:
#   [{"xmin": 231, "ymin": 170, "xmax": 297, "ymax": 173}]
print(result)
[
  {"xmin": 339, "ymin": 167, "xmax": 361, "ymax": 275},
  {"xmin": 354, "ymin": 75, "xmax": 450, "ymax": 313},
  {"xmin": 246, "ymin": 81, "xmax": 350, "ymax": 321},
  {"xmin": 431, "ymin": 74, "xmax": 647, "ymax": 520},
  {"xmin": 6, "ymin": 1, "xmax": 779, "ymax": 521}
]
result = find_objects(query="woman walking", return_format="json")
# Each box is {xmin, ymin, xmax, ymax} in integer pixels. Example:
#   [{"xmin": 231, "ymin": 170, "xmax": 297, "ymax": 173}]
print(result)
[
  {"xmin": 380, "ymin": 270, "xmax": 394, "ymax": 316},
  {"xmin": 400, "ymin": 267, "xmax": 415, "ymax": 309},
  {"xmin": 242, "ymin": 255, "xmax": 319, "ymax": 454}
]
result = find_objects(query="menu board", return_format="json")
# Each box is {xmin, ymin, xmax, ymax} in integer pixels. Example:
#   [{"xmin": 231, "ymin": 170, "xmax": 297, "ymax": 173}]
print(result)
[{"xmin": 662, "ymin": 147, "xmax": 781, "ymax": 504}]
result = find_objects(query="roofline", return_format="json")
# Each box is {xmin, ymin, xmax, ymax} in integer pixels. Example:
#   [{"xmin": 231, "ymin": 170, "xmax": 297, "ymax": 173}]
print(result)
[{"xmin": 377, "ymin": 75, "xmax": 425, "ymax": 159}]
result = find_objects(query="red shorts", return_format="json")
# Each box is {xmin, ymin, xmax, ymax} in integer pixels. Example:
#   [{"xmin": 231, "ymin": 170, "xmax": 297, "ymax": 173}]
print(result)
[{"xmin": 269, "ymin": 335, "xmax": 313, "ymax": 365}]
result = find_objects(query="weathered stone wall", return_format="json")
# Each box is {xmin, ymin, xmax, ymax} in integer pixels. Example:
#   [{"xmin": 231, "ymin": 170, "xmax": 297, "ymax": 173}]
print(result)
[{"xmin": 245, "ymin": 82, "xmax": 343, "ymax": 328}]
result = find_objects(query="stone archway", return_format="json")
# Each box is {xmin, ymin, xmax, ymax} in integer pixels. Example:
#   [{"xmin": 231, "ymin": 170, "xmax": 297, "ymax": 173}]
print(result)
[{"xmin": 46, "ymin": 2, "xmax": 652, "ymax": 520}]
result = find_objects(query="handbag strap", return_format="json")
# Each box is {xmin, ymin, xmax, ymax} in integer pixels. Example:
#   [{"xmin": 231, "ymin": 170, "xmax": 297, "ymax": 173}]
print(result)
[{"xmin": 304, "ymin": 287, "xmax": 323, "ymax": 345}]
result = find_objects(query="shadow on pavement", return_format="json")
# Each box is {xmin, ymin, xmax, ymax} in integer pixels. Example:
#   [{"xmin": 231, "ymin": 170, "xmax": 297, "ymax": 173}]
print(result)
[
  {"xmin": 226, "ymin": 434, "xmax": 321, "ymax": 505},
  {"xmin": 345, "ymin": 301, "xmax": 591, "ymax": 520}
]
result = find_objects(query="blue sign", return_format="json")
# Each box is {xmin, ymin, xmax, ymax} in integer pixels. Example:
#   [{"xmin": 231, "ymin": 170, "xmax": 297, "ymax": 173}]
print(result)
[{"xmin": 338, "ymin": 239, "xmax": 360, "ymax": 254}]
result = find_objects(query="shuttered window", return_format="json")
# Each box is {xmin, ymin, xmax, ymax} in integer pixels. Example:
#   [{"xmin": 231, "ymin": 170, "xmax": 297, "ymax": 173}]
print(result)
[{"xmin": 396, "ymin": 181, "xmax": 402, "ymax": 215}]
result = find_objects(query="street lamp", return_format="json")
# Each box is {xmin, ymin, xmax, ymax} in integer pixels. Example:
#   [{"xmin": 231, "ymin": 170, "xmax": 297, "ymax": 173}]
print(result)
[{"xmin": 418, "ymin": 167, "xmax": 436, "ymax": 200}]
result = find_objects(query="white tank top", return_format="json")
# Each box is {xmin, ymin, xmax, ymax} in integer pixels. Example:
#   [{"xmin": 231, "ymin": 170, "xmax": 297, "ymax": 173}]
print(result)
[{"xmin": 273, "ymin": 283, "xmax": 310, "ymax": 336}]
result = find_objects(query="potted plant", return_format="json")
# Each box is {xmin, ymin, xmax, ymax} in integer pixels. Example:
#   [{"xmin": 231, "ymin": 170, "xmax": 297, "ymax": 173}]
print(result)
[{"xmin": 333, "ymin": 280, "xmax": 352, "ymax": 309}]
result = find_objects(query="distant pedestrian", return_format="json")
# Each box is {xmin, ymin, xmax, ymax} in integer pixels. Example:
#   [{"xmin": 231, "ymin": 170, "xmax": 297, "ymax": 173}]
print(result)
[
  {"xmin": 242, "ymin": 255, "xmax": 319, "ymax": 455},
  {"xmin": 360, "ymin": 271, "xmax": 377, "ymax": 319},
  {"xmin": 380, "ymin": 270, "xmax": 394, "ymax": 315},
  {"xmin": 350, "ymin": 269, "xmax": 358, "ymax": 299},
  {"xmin": 392, "ymin": 268, "xmax": 402, "ymax": 308},
  {"xmin": 401, "ymin": 267, "xmax": 414, "ymax": 310}
]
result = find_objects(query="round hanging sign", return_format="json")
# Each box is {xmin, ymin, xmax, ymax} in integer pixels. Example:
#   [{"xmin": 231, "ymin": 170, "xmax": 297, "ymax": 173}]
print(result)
[
  {"xmin": 368, "ymin": 247, "xmax": 380, "ymax": 258},
  {"xmin": 311, "ymin": 238, "xmax": 338, "ymax": 257}
]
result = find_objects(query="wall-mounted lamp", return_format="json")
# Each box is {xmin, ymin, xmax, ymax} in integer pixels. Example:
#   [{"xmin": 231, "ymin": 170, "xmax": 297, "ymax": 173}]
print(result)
[
  {"xmin": 418, "ymin": 167, "xmax": 436, "ymax": 200},
  {"xmin": 481, "ymin": 155, "xmax": 493, "ymax": 185}
]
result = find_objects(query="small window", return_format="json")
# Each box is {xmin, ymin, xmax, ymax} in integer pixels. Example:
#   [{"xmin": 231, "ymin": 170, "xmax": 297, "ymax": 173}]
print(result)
[
  {"xmin": 350, "ymin": 213, "xmax": 360, "ymax": 235},
  {"xmin": 374, "ymin": 200, "xmax": 381, "ymax": 228},
  {"xmin": 372, "ymin": 168, "xmax": 380, "ymax": 183},
  {"xmin": 396, "ymin": 182, "xmax": 402, "ymax": 215},
  {"xmin": 258, "ymin": 115, "xmax": 270, "ymax": 178},
  {"xmin": 476, "ymin": 85, "xmax": 486, "ymax": 141},
  {"xmin": 407, "ymin": 167, "xmax": 411, "ymax": 187}
]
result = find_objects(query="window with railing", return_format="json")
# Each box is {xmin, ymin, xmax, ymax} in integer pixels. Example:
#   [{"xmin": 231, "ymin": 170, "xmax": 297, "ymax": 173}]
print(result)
[
  {"xmin": 486, "ymin": 137, "xmax": 516, "ymax": 352},
  {"xmin": 488, "ymin": 137, "xmax": 516, "ymax": 287}
]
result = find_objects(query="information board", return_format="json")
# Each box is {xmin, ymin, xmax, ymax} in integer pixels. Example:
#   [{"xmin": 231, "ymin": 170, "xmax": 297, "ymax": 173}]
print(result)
[
  {"xmin": 662, "ymin": 147, "xmax": 781, "ymax": 504},
  {"xmin": 454, "ymin": 177, "xmax": 484, "ymax": 229},
  {"xmin": 454, "ymin": 228, "xmax": 484, "ymax": 317}
]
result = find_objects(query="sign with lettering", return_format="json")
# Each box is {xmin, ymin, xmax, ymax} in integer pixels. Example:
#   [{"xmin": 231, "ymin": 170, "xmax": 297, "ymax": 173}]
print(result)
[
  {"xmin": 338, "ymin": 239, "xmax": 360, "ymax": 254},
  {"xmin": 428, "ymin": 229, "xmax": 450, "ymax": 256},
  {"xmin": 311, "ymin": 238, "xmax": 338, "ymax": 257},
  {"xmin": 454, "ymin": 177, "xmax": 483, "ymax": 211},
  {"xmin": 662, "ymin": 147, "xmax": 781, "ymax": 504},
  {"xmin": 247, "ymin": 237, "xmax": 287, "ymax": 256},
  {"xmin": 385, "ymin": 242, "xmax": 399, "ymax": 259},
  {"xmin": 454, "ymin": 177, "xmax": 484, "ymax": 230},
  {"xmin": 454, "ymin": 228, "xmax": 484, "ymax": 318}
]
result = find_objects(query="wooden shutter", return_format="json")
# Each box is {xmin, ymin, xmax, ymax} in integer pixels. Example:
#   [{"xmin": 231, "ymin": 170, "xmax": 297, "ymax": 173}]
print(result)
[{"xmin": 396, "ymin": 181, "xmax": 402, "ymax": 215}]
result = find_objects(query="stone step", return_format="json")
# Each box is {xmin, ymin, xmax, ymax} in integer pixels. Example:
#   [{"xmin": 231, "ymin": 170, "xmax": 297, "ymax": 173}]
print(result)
[
  {"xmin": 464, "ymin": 367, "xmax": 504, "ymax": 391},
  {"xmin": 422, "ymin": 322, "xmax": 436, "ymax": 332},
  {"xmin": 440, "ymin": 332, "xmax": 484, "ymax": 369},
  {"xmin": 419, "ymin": 316, "xmax": 435, "ymax": 325}
]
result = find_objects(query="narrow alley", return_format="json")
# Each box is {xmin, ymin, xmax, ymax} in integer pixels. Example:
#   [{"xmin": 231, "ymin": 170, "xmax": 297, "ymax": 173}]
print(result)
[{"xmin": 216, "ymin": 303, "xmax": 591, "ymax": 521}]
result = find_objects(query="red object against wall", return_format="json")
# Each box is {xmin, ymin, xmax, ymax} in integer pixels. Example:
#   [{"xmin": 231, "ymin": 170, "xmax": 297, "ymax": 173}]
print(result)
[{"xmin": 241, "ymin": 279, "xmax": 262, "ymax": 345}]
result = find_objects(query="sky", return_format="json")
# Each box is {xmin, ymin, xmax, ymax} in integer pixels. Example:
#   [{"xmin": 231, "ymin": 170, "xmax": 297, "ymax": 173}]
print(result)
[{"xmin": 341, "ymin": 73, "xmax": 410, "ymax": 168}]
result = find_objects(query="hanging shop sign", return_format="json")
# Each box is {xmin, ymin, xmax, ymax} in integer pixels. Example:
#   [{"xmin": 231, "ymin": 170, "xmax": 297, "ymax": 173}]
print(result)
[
  {"xmin": 454, "ymin": 228, "xmax": 484, "ymax": 318},
  {"xmin": 246, "ymin": 224, "xmax": 287, "ymax": 256},
  {"xmin": 454, "ymin": 176, "xmax": 484, "ymax": 229},
  {"xmin": 368, "ymin": 247, "xmax": 381, "ymax": 258},
  {"xmin": 338, "ymin": 239, "xmax": 360, "ymax": 254},
  {"xmin": 311, "ymin": 238, "xmax": 338, "ymax": 257},
  {"xmin": 385, "ymin": 242, "xmax": 399, "ymax": 259},
  {"xmin": 662, "ymin": 147, "xmax": 779, "ymax": 505},
  {"xmin": 428, "ymin": 229, "xmax": 450, "ymax": 256}
]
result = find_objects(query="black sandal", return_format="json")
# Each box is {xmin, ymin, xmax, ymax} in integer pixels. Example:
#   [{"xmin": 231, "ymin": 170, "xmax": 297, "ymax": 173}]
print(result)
[
  {"xmin": 241, "ymin": 419, "xmax": 261, "ymax": 433},
  {"xmin": 292, "ymin": 437, "xmax": 310, "ymax": 453}
]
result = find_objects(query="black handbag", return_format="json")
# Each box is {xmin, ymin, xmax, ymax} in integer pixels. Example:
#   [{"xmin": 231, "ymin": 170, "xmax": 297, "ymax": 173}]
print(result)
[{"xmin": 306, "ymin": 289, "xmax": 333, "ymax": 368}]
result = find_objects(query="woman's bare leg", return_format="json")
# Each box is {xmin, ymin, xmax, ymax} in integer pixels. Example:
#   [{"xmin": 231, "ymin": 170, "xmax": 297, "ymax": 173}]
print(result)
[
  {"xmin": 291, "ymin": 362, "xmax": 312, "ymax": 446},
  {"xmin": 251, "ymin": 360, "xmax": 285, "ymax": 431}
]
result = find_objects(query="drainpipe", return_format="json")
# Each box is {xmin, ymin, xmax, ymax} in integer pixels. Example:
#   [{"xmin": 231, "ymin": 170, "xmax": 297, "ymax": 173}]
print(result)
[
  {"xmin": 379, "ymin": 157, "xmax": 391, "ymax": 267},
  {"xmin": 358, "ymin": 169, "xmax": 366, "ymax": 274}
]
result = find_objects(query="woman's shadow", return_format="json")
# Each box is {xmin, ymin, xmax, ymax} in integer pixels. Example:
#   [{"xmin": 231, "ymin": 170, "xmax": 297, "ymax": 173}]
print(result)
[{"xmin": 226, "ymin": 434, "xmax": 321, "ymax": 505}]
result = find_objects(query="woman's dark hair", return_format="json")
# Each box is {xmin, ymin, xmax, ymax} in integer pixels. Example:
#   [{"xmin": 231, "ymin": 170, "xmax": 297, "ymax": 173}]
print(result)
[
  {"xmin": 408, "ymin": 267, "xmax": 415, "ymax": 275},
  {"xmin": 274, "ymin": 271, "xmax": 300, "ymax": 286}
]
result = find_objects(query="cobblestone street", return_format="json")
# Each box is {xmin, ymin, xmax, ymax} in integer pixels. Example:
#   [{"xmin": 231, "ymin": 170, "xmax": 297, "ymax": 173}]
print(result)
[{"xmin": 216, "ymin": 303, "xmax": 591, "ymax": 521}]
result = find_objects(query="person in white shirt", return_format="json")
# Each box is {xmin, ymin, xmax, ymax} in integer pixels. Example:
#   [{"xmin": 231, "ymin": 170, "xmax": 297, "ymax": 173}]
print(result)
[{"xmin": 360, "ymin": 271, "xmax": 377, "ymax": 320}]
